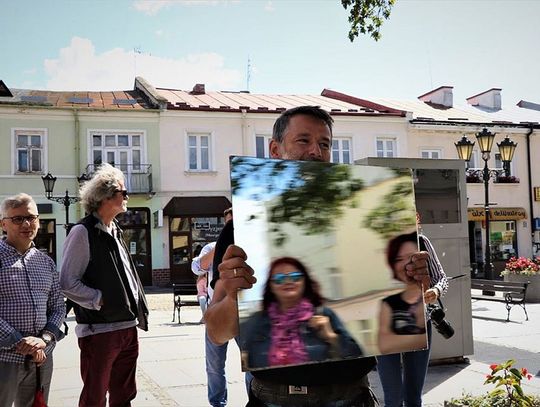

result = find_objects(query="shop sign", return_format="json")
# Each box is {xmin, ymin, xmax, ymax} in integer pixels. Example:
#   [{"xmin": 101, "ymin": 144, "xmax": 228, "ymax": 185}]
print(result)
[
  {"xmin": 468, "ymin": 207, "xmax": 527, "ymax": 221},
  {"xmin": 535, "ymin": 187, "xmax": 540, "ymax": 202}
]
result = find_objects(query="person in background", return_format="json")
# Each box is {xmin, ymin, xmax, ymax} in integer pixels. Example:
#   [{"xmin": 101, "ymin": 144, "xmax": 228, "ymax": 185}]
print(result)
[
  {"xmin": 191, "ymin": 208, "xmax": 233, "ymax": 407},
  {"xmin": 376, "ymin": 231, "xmax": 448, "ymax": 407},
  {"xmin": 197, "ymin": 273, "xmax": 209, "ymax": 316},
  {"xmin": 0, "ymin": 193, "xmax": 65, "ymax": 406},
  {"xmin": 60, "ymin": 163, "xmax": 149, "ymax": 407}
]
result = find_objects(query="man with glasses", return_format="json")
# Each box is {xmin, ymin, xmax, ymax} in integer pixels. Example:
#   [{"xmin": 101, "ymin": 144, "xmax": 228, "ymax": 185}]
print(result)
[
  {"xmin": 0, "ymin": 193, "xmax": 65, "ymax": 406},
  {"xmin": 60, "ymin": 163, "xmax": 149, "ymax": 407}
]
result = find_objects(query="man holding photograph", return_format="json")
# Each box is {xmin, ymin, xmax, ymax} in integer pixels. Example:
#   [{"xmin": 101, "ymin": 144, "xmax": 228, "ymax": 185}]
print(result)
[{"xmin": 205, "ymin": 106, "xmax": 430, "ymax": 406}]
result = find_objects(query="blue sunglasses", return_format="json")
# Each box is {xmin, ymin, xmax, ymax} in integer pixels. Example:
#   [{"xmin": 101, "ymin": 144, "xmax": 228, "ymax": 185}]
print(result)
[{"xmin": 271, "ymin": 271, "xmax": 304, "ymax": 285}]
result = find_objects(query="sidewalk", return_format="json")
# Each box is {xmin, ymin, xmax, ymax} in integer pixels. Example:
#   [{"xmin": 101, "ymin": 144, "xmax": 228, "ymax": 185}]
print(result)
[{"xmin": 48, "ymin": 290, "xmax": 540, "ymax": 406}]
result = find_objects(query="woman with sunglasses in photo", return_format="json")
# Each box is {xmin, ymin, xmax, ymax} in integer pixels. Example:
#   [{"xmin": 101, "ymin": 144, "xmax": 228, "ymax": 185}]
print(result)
[{"xmin": 240, "ymin": 256, "xmax": 363, "ymax": 371}]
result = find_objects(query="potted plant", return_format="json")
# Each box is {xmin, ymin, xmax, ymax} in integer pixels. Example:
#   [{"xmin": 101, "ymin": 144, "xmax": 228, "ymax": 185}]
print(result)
[
  {"xmin": 495, "ymin": 175, "xmax": 520, "ymax": 183},
  {"xmin": 466, "ymin": 173, "xmax": 482, "ymax": 183},
  {"xmin": 446, "ymin": 360, "xmax": 539, "ymax": 406},
  {"xmin": 501, "ymin": 256, "xmax": 540, "ymax": 303}
]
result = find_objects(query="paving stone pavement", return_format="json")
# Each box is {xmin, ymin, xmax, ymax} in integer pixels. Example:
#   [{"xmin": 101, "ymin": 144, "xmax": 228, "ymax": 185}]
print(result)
[{"xmin": 48, "ymin": 288, "xmax": 540, "ymax": 406}]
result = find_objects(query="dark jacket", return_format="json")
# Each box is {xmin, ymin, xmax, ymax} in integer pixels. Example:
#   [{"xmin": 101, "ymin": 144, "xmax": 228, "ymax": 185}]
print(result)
[
  {"xmin": 240, "ymin": 306, "xmax": 363, "ymax": 370},
  {"xmin": 73, "ymin": 214, "xmax": 149, "ymax": 330}
]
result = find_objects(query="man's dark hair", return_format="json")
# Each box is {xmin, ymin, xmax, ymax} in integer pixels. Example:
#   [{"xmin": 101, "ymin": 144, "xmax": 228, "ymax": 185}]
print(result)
[
  {"xmin": 272, "ymin": 106, "xmax": 334, "ymax": 143},
  {"xmin": 262, "ymin": 256, "xmax": 325, "ymax": 311}
]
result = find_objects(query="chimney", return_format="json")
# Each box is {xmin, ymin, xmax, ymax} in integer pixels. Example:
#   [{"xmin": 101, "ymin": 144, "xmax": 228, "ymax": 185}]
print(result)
[
  {"xmin": 191, "ymin": 83, "xmax": 205, "ymax": 95},
  {"xmin": 466, "ymin": 88, "xmax": 502, "ymax": 111},
  {"xmin": 417, "ymin": 86, "xmax": 453, "ymax": 108},
  {"xmin": 517, "ymin": 100, "xmax": 540, "ymax": 111}
]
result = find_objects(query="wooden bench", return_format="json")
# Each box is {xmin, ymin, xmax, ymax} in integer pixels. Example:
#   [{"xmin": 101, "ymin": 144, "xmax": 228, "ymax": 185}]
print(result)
[
  {"xmin": 172, "ymin": 283, "xmax": 199, "ymax": 323},
  {"xmin": 471, "ymin": 278, "xmax": 529, "ymax": 322}
]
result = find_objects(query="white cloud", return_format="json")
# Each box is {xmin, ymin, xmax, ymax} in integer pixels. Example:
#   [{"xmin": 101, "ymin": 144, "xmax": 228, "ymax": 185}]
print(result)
[
  {"xmin": 132, "ymin": 0, "xmax": 238, "ymax": 15},
  {"xmin": 23, "ymin": 68, "xmax": 37, "ymax": 75},
  {"xmin": 132, "ymin": 0, "xmax": 175, "ymax": 15},
  {"xmin": 44, "ymin": 37, "xmax": 242, "ymax": 91},
  {"xmin": 155, "ymin": 29, "xmax": 164, "ymax": 37},
  {"xmin": 264, "ymin": 1, "xmax": 274, "ymax": 12}
]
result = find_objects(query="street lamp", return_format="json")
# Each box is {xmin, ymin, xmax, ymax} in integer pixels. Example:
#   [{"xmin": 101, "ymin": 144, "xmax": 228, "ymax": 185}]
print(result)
[
  {"xmin": 455, "ymin": 128, "xmax": 517, "ymax": 281},
  {"xmin": 42, "ymin": 172, "xmax": 87, "ymax": 235}
]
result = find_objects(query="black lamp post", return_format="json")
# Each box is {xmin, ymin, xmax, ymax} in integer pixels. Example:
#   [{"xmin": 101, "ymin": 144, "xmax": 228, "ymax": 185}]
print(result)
[
  {"xmin": 455, "ymin": 128, "xmax": 517, "ymax": 281},
  {"xmin": 42, "ymin": 172, "xmax": 88, "ymax": 235}
]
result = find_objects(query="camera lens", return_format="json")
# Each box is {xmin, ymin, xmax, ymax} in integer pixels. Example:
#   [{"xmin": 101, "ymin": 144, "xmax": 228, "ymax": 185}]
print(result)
[{"xmin": 429, "ymin": 306, "xmax": 455, "ymax": 339}]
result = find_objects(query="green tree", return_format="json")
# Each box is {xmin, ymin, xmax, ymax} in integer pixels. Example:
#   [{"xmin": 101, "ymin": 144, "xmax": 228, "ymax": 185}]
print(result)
[
  {"xmin": 231, "ymin": 157, "xmax": 364, "ymax": 246},
  {"xmin": 341, "ymin": 0, "xmax": 396, "ymax": 41},
  {"xmin": 362, "ymin": 178, "xmax": 416, "ymax": 239}
]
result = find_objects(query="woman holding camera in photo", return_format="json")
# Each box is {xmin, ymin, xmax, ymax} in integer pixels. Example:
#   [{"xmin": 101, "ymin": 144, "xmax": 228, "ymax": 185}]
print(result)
[{"xmin": 377, "ymin": 231, "xmax": 448, "ymax": 407}]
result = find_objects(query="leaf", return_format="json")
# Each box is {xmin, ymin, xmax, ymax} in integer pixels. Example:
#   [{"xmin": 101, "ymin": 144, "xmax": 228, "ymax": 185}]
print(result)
[{"xmin": 341, "ymin": 0, "xmax": 396, "ymax": 42}]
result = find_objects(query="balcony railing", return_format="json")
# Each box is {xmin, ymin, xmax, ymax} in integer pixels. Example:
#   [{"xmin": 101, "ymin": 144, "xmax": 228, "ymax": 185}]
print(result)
[{"xmin": 85, "ymin": 164, "xmax": 153, "ymax": 194}]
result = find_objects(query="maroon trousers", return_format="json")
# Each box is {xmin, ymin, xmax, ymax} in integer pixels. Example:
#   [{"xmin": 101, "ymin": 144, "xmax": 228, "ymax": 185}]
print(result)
[{"xmin": 78, "ymin": 326, "xmax": 139, "ymax": 407}]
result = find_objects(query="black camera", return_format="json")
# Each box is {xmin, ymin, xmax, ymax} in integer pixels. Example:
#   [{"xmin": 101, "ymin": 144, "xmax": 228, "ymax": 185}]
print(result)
[{"xmin": 427, "ymin": 304, "xmax": 454, "ymax": 339}]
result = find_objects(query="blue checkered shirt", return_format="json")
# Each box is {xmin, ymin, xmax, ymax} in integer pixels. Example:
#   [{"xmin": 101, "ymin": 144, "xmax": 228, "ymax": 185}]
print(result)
[{"xmin": 0, "ymin": 239, "xmax": 66, "ymax": 363}]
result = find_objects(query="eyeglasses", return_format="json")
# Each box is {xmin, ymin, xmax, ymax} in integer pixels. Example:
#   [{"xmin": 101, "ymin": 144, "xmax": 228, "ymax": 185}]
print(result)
[
  {"xmin": 270, "ymin": 271, "xmax": 304, "ymax": 285},
  {"xmin": 114, "ymin": 190, "xmax": 129, "ymax": 199},
  {"xmin": 3, "ymin": 215, "xmax": 39, "ymax": 225}
]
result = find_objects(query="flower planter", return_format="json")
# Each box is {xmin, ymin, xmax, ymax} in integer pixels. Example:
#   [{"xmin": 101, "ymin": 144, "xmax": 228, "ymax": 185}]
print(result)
[{"xmin": 504, "ymin": 274, "xmax": 540, "ymax": 303}]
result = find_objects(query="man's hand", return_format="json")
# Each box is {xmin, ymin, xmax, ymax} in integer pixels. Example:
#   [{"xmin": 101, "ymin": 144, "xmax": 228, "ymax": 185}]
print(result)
[
  {"xmin": 423, "ymin": 288, "xmax": 439, "ymax": 304},
  {"xmin": 31, "ymin": 349, "xmax": 47, "ymax": 366},
  {"xmin": 218, "ymin": 245, "xmax": 257, "ymax": 300},
  {"xmin": 16, "ymin": 336, "xmax": 46, "ymax": 355},
  {"xmin": 405, "ymin": 251, "xmax": 430, "ymax": 288}
]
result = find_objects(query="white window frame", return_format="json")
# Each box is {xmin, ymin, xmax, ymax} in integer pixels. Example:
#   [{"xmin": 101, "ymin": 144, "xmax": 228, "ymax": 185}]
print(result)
[
  {"xmin": 185, "ymin": 131, "xmax": 213, "ymax": 172},
  {"xmin": 466, "ymin": 150, "xmax": 480, "ymax": 170},
  {"xmin": 87, "ymin": 129, "xmax": 147, "ymax": 172},
  {"xmin": 255, "ymin": 134, "xmax": 272, "ymax": 158},
  {"xmin": 331, "ymin": 137, "xmax": 352, "ymax": 164},
  {"xmin": 376, "ymin": 137, "xmax": 397, "ymax": 158},
  {"xmin": 420, "ymin": 148, "xmax": 442, "ymax": 159},
  {"xmin": 11, "ymin": 128, "xmax": 48, "ymax": 175},
  {"xmin": 494, "ymin": 152, "xmax": 515, "ymax": 176}
]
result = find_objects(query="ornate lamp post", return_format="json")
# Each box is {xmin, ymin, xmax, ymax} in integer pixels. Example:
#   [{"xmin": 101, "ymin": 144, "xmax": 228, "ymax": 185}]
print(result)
[
  {"xmin": 455, "ymin": 128, "xmax": 517, "ymax": 280},
  {"xmin": 42, "ymin": 172, "xmax": 88, "ymax": 235}
]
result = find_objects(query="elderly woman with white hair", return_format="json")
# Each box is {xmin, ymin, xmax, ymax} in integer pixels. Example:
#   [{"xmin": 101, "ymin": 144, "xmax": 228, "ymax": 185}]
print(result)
[{"xmin": 60, "ymin": 163, "xmax": 149, "ymax": 407}]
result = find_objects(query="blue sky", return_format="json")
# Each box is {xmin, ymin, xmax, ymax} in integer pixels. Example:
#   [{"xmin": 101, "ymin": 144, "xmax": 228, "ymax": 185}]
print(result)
[{"xmin": 2, "ymin": 0, "xmax": 539, "ymax": 106}]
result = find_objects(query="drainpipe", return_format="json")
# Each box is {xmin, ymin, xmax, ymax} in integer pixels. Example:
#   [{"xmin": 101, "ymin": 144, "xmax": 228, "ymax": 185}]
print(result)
[
  {"xmin": 240, "ymin": 108, "xmax": 248, "ymax": 155},
  {"xmin": 73, "ymin": 109, "xmax": 82, "ymax": 220},
  {"xmin": 525, "ymin": 124, "xmax": 536, "ymax": 255}
]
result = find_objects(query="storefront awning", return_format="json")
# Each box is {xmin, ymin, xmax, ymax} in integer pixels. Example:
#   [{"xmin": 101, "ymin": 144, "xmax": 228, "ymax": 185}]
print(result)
[
  {"xmin": 163, "ymin": 196, "xmax": 231, "ymax": 217},
  {"xmin": 467, "ymin": 207, "xmax": 527, "ymax": 221}
]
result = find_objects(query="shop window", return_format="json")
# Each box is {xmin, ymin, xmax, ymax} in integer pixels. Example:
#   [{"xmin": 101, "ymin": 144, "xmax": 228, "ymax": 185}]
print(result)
[{"xmin": 490, "ymin": 220, "xmax": 517, "ymax": 261}]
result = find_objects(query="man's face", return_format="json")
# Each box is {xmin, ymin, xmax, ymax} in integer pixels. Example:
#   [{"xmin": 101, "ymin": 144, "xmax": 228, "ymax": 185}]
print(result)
[
  {"xmin": 105, "ymin": 180, "xmax": 129, "ymax": 216},
  {"xmin": 1, "ymin": 202, "xmax": 40, "ymax": 249},
  {"xmin": 269, "ymin": 114, "xmax": 332, "ymax": 162}
]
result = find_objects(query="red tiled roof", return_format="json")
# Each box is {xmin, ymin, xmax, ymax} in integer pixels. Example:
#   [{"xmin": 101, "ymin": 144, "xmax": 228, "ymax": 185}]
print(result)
[
  {"xmin": 0, "ymin": 89, "xmax": 150, "ymax": 109},
  {"xmin": 156, "ymin": 87, "xmax": 406, "ymax": 116}
]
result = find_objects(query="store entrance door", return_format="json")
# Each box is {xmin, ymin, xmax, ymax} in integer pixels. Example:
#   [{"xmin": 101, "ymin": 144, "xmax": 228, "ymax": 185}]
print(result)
[{"xmin": 116, "ymin": 208, "xmax": 152, "ymax": 286}]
